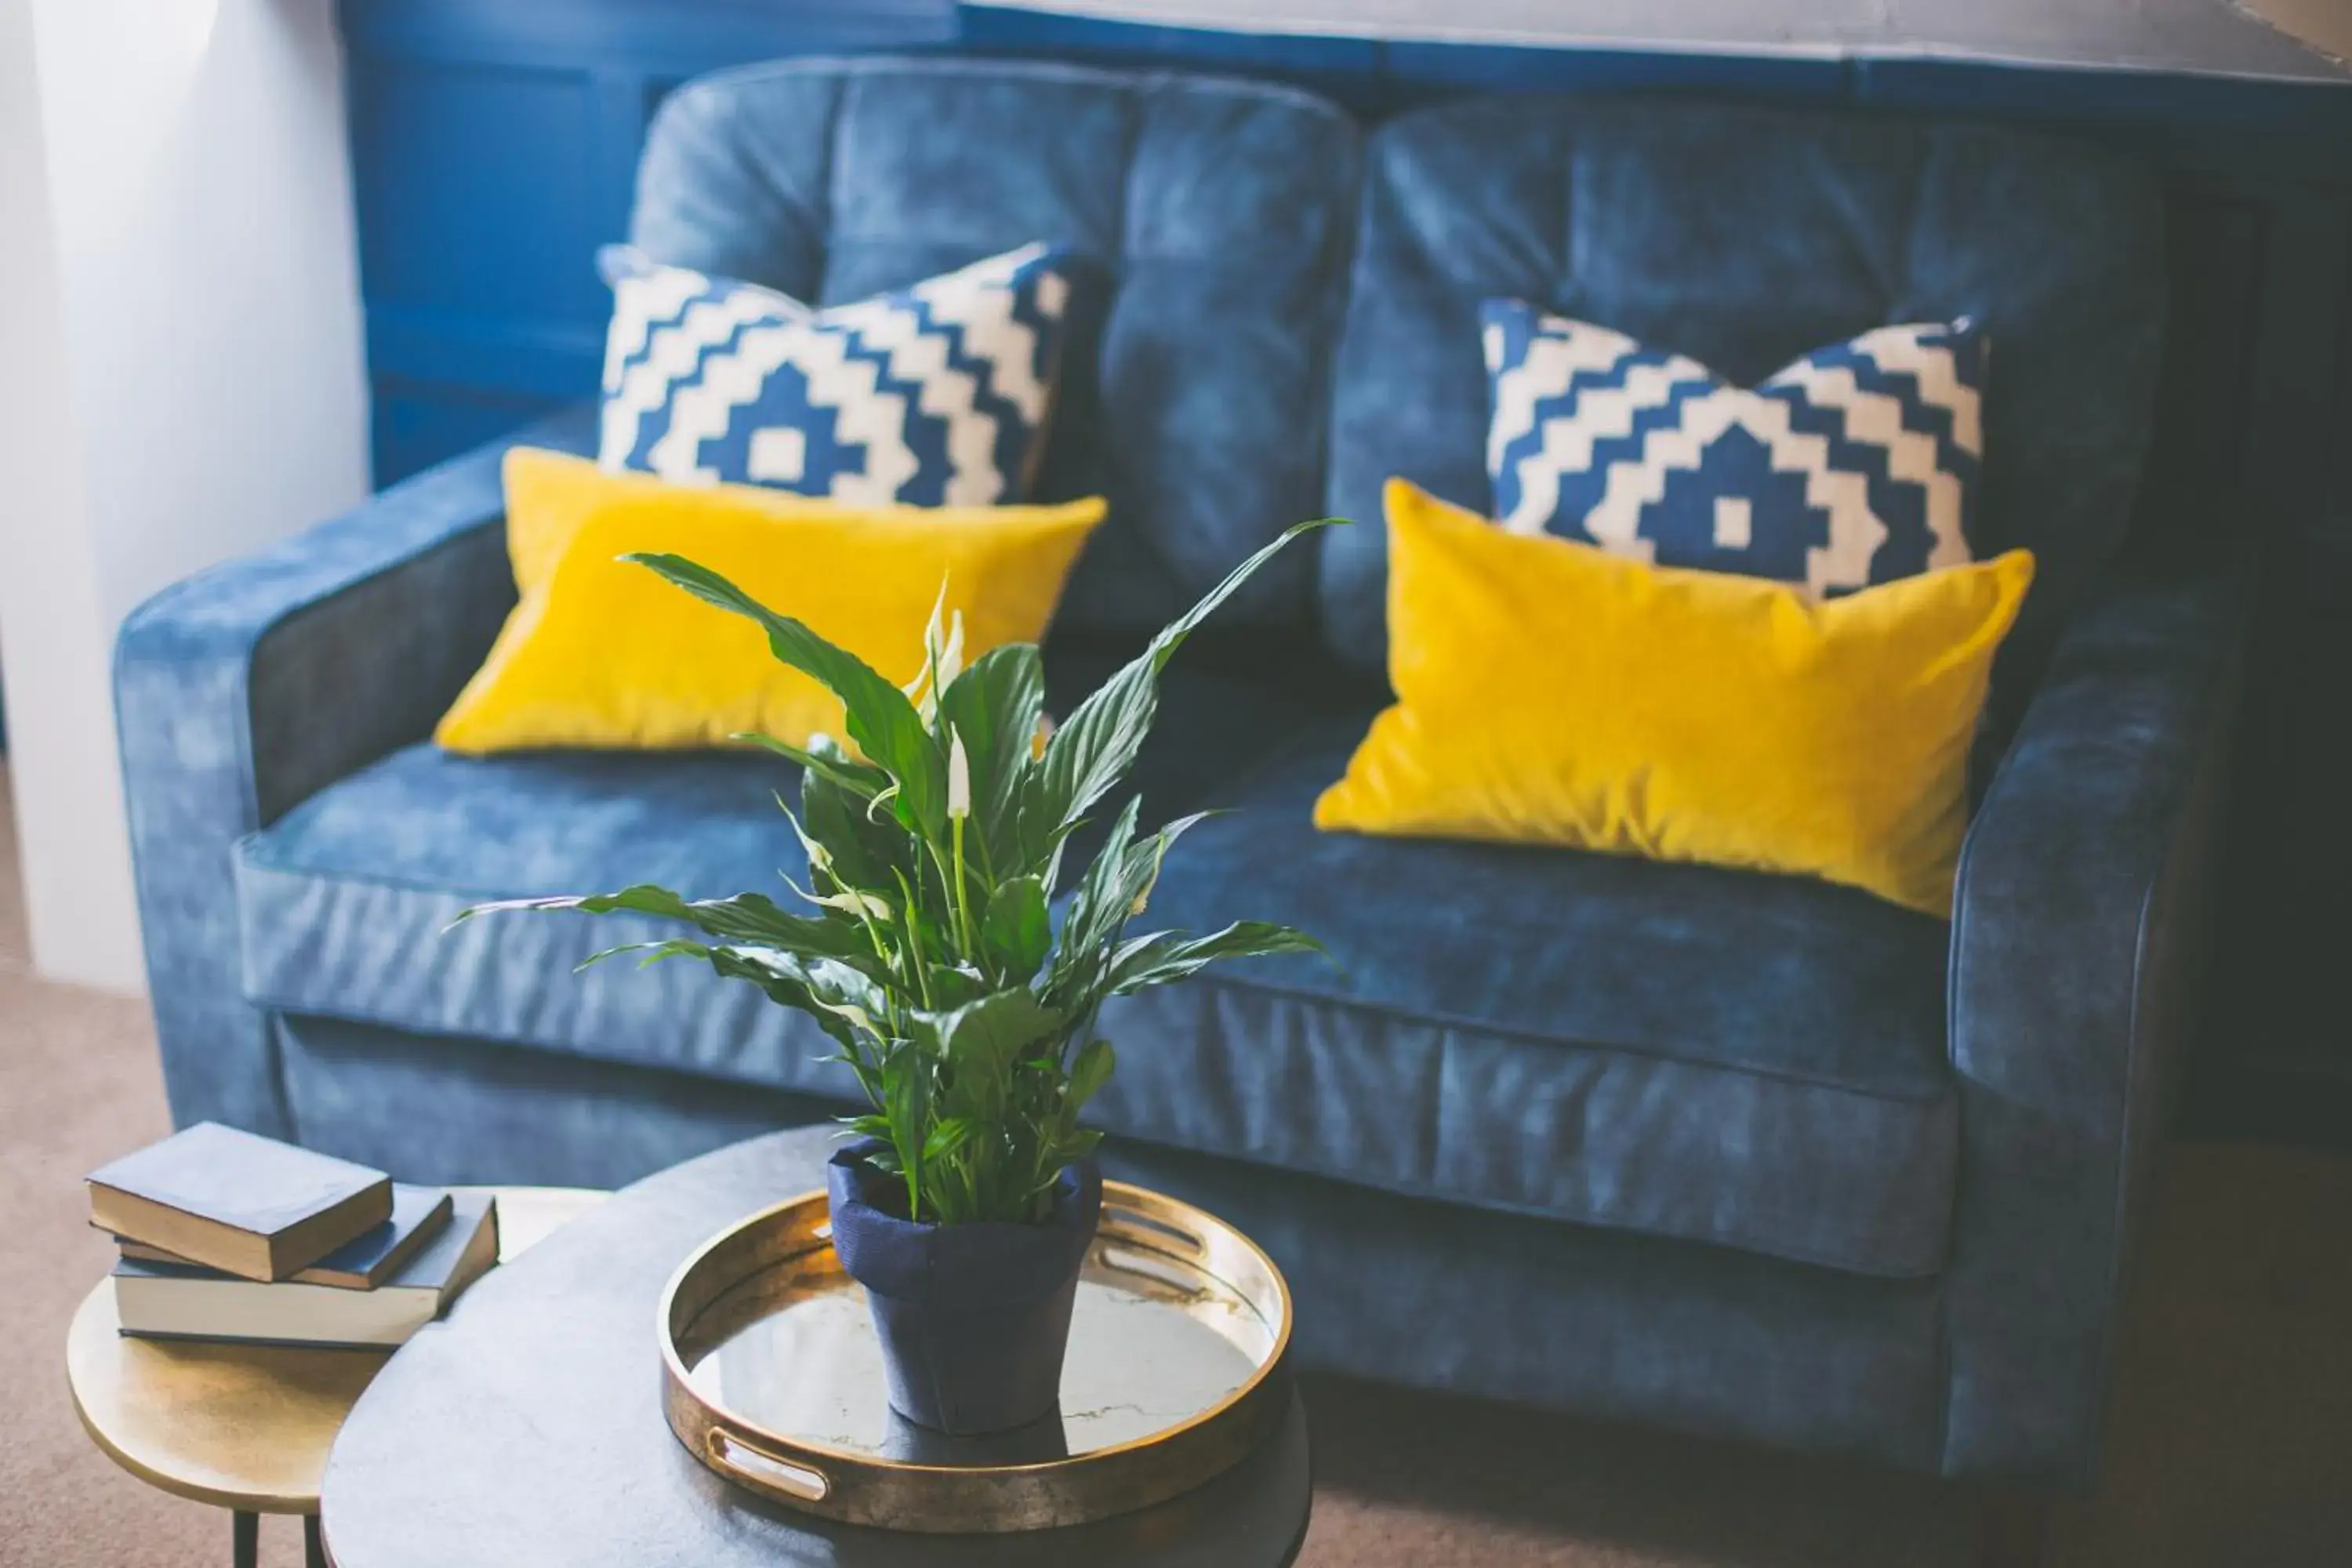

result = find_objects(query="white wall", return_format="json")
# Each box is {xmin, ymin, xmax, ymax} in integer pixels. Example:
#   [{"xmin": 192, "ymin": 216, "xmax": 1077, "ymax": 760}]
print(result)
[
  {"xmin": 0, "ymin": 0, "xmax": 370, "ymax": 993},
  {"xmin": 996, "ymin": 0, "xmax": 2352, "ymax": 79}
]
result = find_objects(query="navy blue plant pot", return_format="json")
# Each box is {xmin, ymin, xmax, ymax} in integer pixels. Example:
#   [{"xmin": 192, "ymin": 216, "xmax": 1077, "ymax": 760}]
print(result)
[{"xmin": 826, "ymin": 1138, "xmax": 1104, "ymax": 1436}]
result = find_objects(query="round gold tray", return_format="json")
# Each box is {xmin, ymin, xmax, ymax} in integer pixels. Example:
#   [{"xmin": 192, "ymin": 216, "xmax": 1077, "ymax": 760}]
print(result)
[{"xmin": 657, "ymin": 1180, "xmax": 1294, "ymax": 1534}]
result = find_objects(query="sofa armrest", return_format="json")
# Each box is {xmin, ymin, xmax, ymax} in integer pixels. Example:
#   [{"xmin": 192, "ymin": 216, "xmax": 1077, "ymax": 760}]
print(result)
[
  {"xmin": 114, "ymin": 408, "xmax": 593, "ymax": 1135},
  {"xmin": 1941, "ymin": 561, "xmax": 2249, "ymax": 1486}
]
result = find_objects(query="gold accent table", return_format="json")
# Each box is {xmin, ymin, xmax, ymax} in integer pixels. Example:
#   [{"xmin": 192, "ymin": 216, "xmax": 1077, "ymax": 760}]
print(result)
[
  {"xmin": 65, "ymin": 1185, "xmax": 608, "ymax": 1568},
  {"xmin": 320, "ymin": 1127, "xmax": 1312, "ymax": 1568}
]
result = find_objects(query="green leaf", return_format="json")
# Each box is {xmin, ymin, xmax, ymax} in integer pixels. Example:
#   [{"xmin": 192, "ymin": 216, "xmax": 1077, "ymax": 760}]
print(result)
[
  {"xmin": 1050, "ymin": 796, "xmax": 1144, "ymax": 995},
  {"xmin": 630, "ymin": 939, "xmax": 888, "ymax": 1021},
  {"xmin": 1067, "ymin": 1037, "xmax": 1116, "ymax": 1111},
  {"xmin": 1120, "ymin": 810, "xmax": 1211, "ymax": 920},
  {"xmin": 981, "ymin": 875, "xmax": 1051, "ymax": 981},
  {"xmin": 582, "ymin": 938, "xmax": 871, "ymax": 1053},
  {"xmin": 802, "ymin": 742, "xmax": 912, "ymax": 898},
  {"xmin": 1029, "ymin": 519, "xmax": 1338, "ymax": 862},
  {"xmin": 626, "ymin": 553, "xmax": 946, "ymax": 835},
  {"xmin": 936, "ymin": 643, "xmax": 1047, "ymax": 868},
  {"xmin": 1102, "ymin": 920, "xmax": 1327, "ymax": 994},
  {"xmin": 881, "ymin": 1035, "xmax": 932, "ymax": 1218},
  {"xmin": 923, "ymin": 1116, "xmax": 977, "ymax": 1163},
  {"xmin": 1058, "ymin": 809, "xmax": 1211, "ymax": 978},
  {"xmin": 735, "ymin": 731, "xmax": 889, "ymax": 801},
  {"xmin": 920, "ymin": 989, "xmax": 1066, "ymax": 1083},
  {"xmin": 467, "ymin": 884, "xmax": 771, "ymax": 939},
  {"xmin": 922, "ymin": 961, "xmax": 989, "ymax": 1011},
  {"xmin": 459, "ymin": 884, "xmax": 895, "ymax": 983}
]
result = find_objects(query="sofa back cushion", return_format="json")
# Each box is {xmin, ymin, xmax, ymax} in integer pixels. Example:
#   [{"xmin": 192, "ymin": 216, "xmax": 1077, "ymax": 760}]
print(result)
[
  {"xmin": 1320, "ymin": 96, "xmax": 2166, "ymax": 673},
  {"xmin": 630, "ymin": 56, "xmax": 1361, "ymax": 643}
]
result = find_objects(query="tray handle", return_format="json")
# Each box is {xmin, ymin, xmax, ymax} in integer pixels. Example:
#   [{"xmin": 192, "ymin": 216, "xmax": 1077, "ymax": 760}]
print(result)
[{"xmin": 706, "ymin": 1428, "xmax": 831, "ymax": 1502}]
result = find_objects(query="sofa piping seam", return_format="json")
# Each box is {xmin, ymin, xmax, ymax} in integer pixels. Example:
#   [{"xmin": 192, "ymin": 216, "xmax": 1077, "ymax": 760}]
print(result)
[
  {"xmin": 234, "ymin": 841, "xmax": 1955, "ymax": 1109},
  {"xmin": 254, "ymin": 996, "xmax": 1945, "ymax": 1280}
]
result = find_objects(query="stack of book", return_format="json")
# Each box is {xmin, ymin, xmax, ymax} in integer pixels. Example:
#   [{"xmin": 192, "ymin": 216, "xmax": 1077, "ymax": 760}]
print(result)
[{"xmin": 86, "ymin": 1122, "xmax": 499, "ymax": 1349}]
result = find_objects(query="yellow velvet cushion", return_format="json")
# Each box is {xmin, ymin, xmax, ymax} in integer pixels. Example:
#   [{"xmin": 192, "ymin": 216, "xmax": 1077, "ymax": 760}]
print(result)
[
  {"xmin": 1313, "ymin": 481, "xmax": 2036, "ymax": 915},
  {"xmin": 434, "ymin": 448, "xmax": 1104, "ymax": 754}
]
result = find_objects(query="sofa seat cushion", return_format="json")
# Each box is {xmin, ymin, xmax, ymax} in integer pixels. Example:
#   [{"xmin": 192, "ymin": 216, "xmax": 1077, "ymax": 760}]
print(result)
[
  {"xmin": 234, "ymin": 635, "xmax": 1359, "ymax": 1102},
  {"xmin": 1089, "ymin": 718, "xmax": 1960, "ymax": 1279}
]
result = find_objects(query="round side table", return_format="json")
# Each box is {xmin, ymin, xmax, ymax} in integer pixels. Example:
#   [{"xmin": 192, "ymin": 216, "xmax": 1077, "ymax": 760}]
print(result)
[
  {"xmin": 322, "ymin": 1127, "xmax": 1312, "ymax": 1567},
  {"xmin": 66, "ymin": 1185, "xmax": 608, "ymax": 1568}
]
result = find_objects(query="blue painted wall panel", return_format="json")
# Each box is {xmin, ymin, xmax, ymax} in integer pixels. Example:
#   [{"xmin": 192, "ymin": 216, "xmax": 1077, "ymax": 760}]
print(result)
[
  {"xmin": 353, "ymin": 63, "xmax": 607, "ymax": 324},
  {"xmin": 345, "ymin": 0, "xmax": 954, "ymax": 72},
  {"xmin": 372, "ymin": 383, "xmax": 555, "ymax": 488},
  {"xmin": 340, "ymin": 0, "xmax": 960, "ymax": 477}
]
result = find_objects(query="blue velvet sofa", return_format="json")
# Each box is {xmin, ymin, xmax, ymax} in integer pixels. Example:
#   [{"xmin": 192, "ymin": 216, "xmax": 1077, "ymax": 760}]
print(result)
[{"xmin": 117, "ymin": 56, "xmax": 2243, "ymax": 1492}]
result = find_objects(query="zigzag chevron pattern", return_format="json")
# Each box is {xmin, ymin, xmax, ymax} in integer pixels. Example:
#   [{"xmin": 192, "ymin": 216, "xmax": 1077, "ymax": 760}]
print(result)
[
  {"xmin": 1482, "ymin": 299, "xmax": 1987, "ymax": 595},
  {"xmin": 597, "ymin": 243, "xmax": 1075, "ymax": 506}
]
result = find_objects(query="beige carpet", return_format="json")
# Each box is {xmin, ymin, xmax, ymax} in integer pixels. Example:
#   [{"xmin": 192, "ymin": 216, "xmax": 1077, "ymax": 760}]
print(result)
[{"xmin": 2, "ymin": 767, "xmax": 2349, "ymax": 1566}]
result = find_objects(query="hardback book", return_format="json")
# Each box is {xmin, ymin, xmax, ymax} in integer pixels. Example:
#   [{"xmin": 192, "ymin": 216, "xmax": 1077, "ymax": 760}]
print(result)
[
  {"xmin": 87, "ymin": 1122, "xmax": 394, "ymax": 1283},
  {"xmin": 113, "ymin": 1192, "xmax": 501, "ymax": 1348},
  {"xmin": 118, "ymin": 1184, "xmax": 454, "ymax": 1290}
]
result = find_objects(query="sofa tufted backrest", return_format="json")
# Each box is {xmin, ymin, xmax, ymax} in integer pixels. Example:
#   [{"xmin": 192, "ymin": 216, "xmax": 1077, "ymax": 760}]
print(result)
[
  {"xmin": 629, "ymin": 56, "xmax": 1362, "ymax": 643},
  {"xmin": 1320, "ymin": 96, "xmax": 2168, "ymax": 673}
]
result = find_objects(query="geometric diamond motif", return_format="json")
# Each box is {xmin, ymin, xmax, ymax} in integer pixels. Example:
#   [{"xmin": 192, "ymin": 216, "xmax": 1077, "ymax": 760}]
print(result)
[
  {"xmin": 1483, "ymin": 299, "xmax": 1986, "ymax": 596},
  {"xmin": 597, "ymin": 242, "xmax": 1076, "ymax": 507}
]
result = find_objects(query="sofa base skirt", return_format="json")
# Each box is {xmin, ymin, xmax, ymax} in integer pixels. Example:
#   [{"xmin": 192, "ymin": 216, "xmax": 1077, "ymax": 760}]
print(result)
[
  {"xmin": 1100, "ymin": 1137, "xmax": 1947, "ymax": 1473},
  {"xmin": 271, "ymin": 1012, "xmax": 1947, "ymax": 1473}
]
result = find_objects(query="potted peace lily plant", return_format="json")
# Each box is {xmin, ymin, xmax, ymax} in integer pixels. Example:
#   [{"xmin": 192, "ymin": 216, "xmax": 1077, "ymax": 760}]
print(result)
[{"xmin": 463, "ymin": 521, "xmax": 1330, "ymax": 1436}]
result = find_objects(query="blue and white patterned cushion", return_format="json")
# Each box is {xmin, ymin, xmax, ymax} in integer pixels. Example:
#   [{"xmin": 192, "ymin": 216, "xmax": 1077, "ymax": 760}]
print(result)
[
  {"xmin": 1482, "ymin": 299, "xmax": 1987, "ymax": 594},
  {"xmin": 597, "ymin": 243, "xmax": 1076, "ymax": 506}
]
